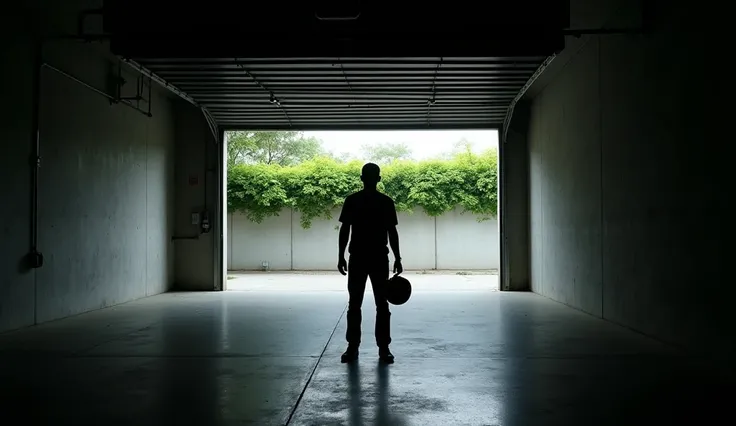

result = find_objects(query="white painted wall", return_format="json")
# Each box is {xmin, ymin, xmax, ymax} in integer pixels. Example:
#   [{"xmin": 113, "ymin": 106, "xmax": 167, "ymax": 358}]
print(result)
[
  {"xmin": 230, "ymin": 210, "xmax": 292, "ymax": 271},
  {"xmin": 227, "ymin": 208, "xmax": 498, "ymax": 271},
  {"xmin": 291, "ymin": 210, "xmax": 342, "ymax": 270},
  {"xmin": 436, "ymin": 209, "xmax": 500, "ymax": 270}
]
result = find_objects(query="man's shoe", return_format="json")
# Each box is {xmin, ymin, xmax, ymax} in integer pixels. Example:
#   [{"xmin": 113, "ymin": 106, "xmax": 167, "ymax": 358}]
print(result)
[
  {"xmin": 341, "ymin": 345, "xmax": 359, "ymax": 363},
  {"xmin": 379, "ymin": 347, "xmax": 395, "ymax": 364}
]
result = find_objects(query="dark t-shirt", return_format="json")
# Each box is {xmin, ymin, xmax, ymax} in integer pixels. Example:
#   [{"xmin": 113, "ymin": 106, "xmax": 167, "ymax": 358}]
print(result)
[{"xmin": 339, "ymin": 189, "xmax": 398, "ymax": 255}]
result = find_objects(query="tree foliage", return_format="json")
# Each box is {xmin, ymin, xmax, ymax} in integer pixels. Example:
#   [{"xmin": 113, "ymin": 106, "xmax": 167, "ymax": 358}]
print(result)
[
  {"xmin": 324, "ymin": 150, "xmax": 355, "ymax": 163},
  {"xmin": 226, "ymin": 131, "xmax": 324, "ymax": 166},
  {"xmin": 433, "ymin": 138, "xmax": 475, "ymax": 160},
  {"xmin": 228, "ymin": 149, "xmax": 498, "ymax": 228},
  {"xmin": 361, "ymin": 142, "xmax": 413, "ymax": 164}
]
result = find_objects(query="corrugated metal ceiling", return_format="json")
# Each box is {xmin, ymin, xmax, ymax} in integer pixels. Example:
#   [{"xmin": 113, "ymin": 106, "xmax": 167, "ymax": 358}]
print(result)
[{"xmin": 133, "ymin": 56, "xmax": 545, "ymax": 130}]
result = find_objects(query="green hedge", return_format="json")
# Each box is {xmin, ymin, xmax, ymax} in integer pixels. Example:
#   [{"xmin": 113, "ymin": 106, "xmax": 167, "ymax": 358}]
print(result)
[{"xmin": 227, "ymin": 150, "xmax": 498, "ymax": 228}]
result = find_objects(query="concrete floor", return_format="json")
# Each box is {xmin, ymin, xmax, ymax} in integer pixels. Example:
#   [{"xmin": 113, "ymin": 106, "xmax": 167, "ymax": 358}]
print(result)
[{"xmin": 0, "ymin": 273, "xmax": 731, "ymax": 426}]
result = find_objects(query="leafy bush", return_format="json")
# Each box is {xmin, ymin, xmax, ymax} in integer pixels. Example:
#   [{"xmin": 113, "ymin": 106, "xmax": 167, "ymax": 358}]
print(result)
[{"xmin": 227, "ymin": 150, "xmax": 498, "ymax": 228}]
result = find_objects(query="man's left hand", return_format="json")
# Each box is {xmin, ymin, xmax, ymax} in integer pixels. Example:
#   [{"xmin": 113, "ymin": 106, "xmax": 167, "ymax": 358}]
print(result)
[{"xmin": 393, "ymin": 259, "xmax": 403, "ymax": 275}]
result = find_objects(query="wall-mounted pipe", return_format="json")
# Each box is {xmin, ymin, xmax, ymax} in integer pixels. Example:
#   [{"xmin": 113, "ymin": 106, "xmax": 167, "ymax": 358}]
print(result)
[
  {"xmin": 42, "ymin": 63, "xmax": 152, "ymax": 117},
  {"xmin": 172, "ymin": 235, "xmax": 200, "ymax": 241},
  {"xmin": 119, "ymin": 58, "xmax": 198, "ymax": 107},
  {"xmin": 59, "ymin": 10, "xmax": 219, "ymax": 140},
  {"xmin": 28, "ymin": 40, "xmax": 43, "ymax": 272},
  {"xmin": 119, "ymin": 58, "xmax": 220, "ymax": 142}
]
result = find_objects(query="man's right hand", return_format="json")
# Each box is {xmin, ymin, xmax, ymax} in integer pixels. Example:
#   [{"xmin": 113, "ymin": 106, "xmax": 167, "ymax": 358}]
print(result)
[{"xmin": 338, "ymin": 257, "xmax": 348, "ymax": 276}]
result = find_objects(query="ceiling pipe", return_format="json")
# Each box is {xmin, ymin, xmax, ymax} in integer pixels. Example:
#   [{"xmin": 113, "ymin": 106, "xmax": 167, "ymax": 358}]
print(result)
[{"xmin": 120, "ymin": 58, "xmax": 220, "ymax": 142}]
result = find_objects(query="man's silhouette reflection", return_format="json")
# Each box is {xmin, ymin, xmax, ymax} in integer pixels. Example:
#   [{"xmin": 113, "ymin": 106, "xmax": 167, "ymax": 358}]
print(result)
[
  {"xmin": 337, "ymin": 163, "xmax": 403, "ymax": 364},
  {"xmin": 346, "ymin": 362, "xmax": 406, "ymax": 426}
]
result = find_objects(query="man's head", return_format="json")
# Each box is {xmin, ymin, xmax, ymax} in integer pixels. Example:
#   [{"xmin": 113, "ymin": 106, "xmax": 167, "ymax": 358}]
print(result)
[{"xmin": 361, "ymin": 162, "xmax": 381, "ymax": 187}]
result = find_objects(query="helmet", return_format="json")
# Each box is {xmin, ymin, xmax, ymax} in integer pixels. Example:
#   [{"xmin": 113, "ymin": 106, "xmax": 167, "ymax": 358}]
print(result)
[{"xmin": 385, "ymin": 274, "xmax": 412, "ymax": 305}]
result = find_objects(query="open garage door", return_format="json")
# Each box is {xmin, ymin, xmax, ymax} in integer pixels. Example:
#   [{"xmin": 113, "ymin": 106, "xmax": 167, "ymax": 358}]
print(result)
[
  {"xmin": 121, "ymin": 57, "xmax": 546, "ymax": 130},
  {"xmin": 103, "ymin": 0, "xmax": 569, "ymax": 130}
]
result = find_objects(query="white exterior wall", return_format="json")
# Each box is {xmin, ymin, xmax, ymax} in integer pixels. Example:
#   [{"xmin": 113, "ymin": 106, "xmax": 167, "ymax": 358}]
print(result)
[
  {"xmin": 227, "ymin": 208, "xmax": 498, "ymax": 271},
  {"xmin": 229, "ymin": 210, "xmax": 292, "ymax": 271},
  {"xmin": 436, "ymin": 209, "xmax": 500, "ymax": 270}
]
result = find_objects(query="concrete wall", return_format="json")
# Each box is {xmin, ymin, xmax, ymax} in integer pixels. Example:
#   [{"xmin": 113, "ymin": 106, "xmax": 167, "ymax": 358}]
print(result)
[
  {"xmin": 0, "ymin": 2, "xmax": 212, "ymax": 332},
  {"xmin": 526, "ymin": 0, "xmax": 733, "ymax": 359},
  {"xmin": 500, "ymin": 100, "xmax": 532, "ymax": 291},
  {"xmin": 227, "ymin": 208, "xmax": 498, "ymax": 270},
  {"xmin": 171, "ymin": 103, "xmax": 218, "ymax": 291}
]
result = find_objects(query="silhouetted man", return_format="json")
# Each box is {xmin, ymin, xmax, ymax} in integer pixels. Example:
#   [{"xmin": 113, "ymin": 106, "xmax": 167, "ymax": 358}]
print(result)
[{"xmin": 337, "ymin": 163, "xmax": 403, "ymax": 364}]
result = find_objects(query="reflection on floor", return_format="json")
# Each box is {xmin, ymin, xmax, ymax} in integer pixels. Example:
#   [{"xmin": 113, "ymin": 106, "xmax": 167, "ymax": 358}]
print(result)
[
  {"xmin": 225, "ymin": 271, "xmax": 500, "ymax": 292},
  {"xmin": 0, "ymin": 274, "xmax": 731, "ymax": 425}
]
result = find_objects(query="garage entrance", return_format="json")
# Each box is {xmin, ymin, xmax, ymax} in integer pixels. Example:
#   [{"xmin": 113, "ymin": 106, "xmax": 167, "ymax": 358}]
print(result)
[
  {"xmin": 130, "ymin": 56, "xmax": 544, "ymax": 292},
  {"xmin": 107, "ymin": 0, "xmax": 568, "ymax": 292},
  {"xmin": 224, "ymin": 128, "xmax": 500, "ymax": 293}
]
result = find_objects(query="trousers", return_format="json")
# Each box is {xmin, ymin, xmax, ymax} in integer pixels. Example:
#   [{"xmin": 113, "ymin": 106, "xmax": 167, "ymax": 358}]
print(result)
[{"xmin": 346, "ymin": 253, "xmax": 391, "ymax": 347}]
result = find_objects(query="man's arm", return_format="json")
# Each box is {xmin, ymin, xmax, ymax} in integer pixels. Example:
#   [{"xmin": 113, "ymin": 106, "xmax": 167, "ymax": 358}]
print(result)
[
  {"xmin": 338, "ymin": 197, "xmax": 351, "ymax": 259},
  {"xmin": 337, "ymin": 197, "xmax": 351, "ymax": 275},
  {"xmin": 387, "ymin": 199, "xmax": 402, "ymax": 273},
  {"xmin": 339, "ymin": 224, "xmax": 350, "ymax": 259},
  {"xmin": 388, "ymin": 225, "xmax": 401, "ymax": 261}
]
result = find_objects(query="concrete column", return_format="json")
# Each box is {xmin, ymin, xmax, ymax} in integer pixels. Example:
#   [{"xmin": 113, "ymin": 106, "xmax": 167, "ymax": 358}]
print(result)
[
  {"xmin": 500, "ymin": 100, "xmax": 531, "ymax": 291},
  {"xmin": 173, "ymin": 102, "xmax": 218, "ymax": 290}
]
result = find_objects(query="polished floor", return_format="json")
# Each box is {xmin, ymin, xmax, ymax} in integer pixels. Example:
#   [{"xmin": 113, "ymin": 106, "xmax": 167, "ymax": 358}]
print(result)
[{"xmin": 0, "ymin": 273, "xmax": 731, "ymax": 426}]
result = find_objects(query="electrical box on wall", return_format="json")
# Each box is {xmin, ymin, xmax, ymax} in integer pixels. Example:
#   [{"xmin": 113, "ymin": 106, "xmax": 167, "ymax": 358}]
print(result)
[
  {"xmin": 190, "ymin": 210, "xmax": 211, "ymax": 234},
  {"xmin": 201, "ymin": 210, "xmax": 211, "ymax": 233}
]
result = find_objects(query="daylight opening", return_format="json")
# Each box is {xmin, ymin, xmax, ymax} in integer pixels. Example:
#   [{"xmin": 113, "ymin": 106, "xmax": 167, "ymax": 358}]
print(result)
[{"xmin": 223, "ymin": 129, "xmax": 500, "ymax": 292}]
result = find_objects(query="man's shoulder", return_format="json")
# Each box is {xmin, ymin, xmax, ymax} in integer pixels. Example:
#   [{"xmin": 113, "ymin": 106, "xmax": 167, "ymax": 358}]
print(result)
[
  {"xmin": 348, "ymin": 190, "xmax": 394, "ymax": 204},
  {"xmin": 379, "ymin": 192, "xmax": 395, "ymax": 205},
  {"xmin": 345, "ymin": 192, "xmax": 361, "ymax": 202},
  {"xmin": 343, "ymin": 192, "xmax": 362, "ymax": 209}
]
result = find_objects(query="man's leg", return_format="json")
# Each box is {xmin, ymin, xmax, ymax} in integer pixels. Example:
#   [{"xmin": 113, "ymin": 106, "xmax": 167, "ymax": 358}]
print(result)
[
  {"xmin": 368, "ymin": 256, "xmax": 393, "ymax": 362},
  {"xmin": 343, "ymin": 256, "xmax": 368, "ymax": 362}
]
